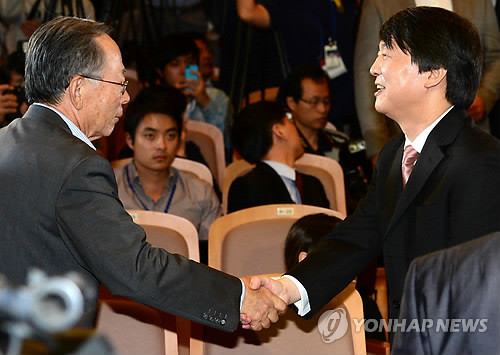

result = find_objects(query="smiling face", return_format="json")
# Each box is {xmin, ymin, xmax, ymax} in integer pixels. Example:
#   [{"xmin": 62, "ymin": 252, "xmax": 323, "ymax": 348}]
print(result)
[
  {"xmin": 82, "ymin": 34, "xmax": 130, "ymax": 140},
  {"xmin": 370, "ymin": 40, "xmax": 427, "ymax": 122},
  {"xmin": 127, "ymin": 113, "xmax": 180, "ymax": 173}
]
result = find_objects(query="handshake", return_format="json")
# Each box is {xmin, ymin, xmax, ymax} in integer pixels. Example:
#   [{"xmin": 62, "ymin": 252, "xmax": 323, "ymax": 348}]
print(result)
[{"xmin": 239, "ymin": 275, "xmax": 301, "ymax": 331}]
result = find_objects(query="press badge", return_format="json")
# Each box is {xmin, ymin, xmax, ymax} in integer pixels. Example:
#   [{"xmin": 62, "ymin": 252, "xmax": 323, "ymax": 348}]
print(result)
[{"xmin": 322, "ymin": 38, "xmax": 347, "ymax": 79}]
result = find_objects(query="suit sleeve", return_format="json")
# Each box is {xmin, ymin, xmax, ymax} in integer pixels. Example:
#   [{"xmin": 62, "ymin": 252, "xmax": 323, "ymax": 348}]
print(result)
[
  {"xmin": 55, "ymin": 155, "xmax": 242, "ymax": 331},
  {"xmin": 287, "ymin": 163, "xmax": 384, "ymax": 317}
]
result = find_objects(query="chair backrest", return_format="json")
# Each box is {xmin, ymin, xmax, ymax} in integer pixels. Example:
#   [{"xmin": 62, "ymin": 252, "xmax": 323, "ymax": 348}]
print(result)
[
  {"xmin": 198, "ymin": 280, "xmax": 366, "ymax": 355},
  {"xmin": 295, "ymin": 153, "xmax": 347, "ymax": 216},
  {"xmin": 97, "ymin": 299, "xmax": 178, "ymax": 355},
  {"xmin": 126, "ymin": 210, "xmax": 201, "ymax": 355},
  {"xmin": 127, "ymin": 209, "xmax": 200, "ymax": 262},
  {"xmin": 111, "ymin": 157, "xmax": 213, "ymax": 186},
  {"xmin": 172, "ymin": 157, "xmax": 213, "ymax": 186},
  {"xmin": 221, "ymin": 159, "xmax": 255, "ymax": 214},
  {"xmin": 185, "ymin": 120, "xmax": 225, "ymax": 191},
  {"xmin": 208, "ymin": 204, "xmax": 344, "ymax": 276}
]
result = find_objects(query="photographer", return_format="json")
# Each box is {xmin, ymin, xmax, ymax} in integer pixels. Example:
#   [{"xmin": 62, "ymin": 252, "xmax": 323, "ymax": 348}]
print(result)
[{"xmin": 0, "ymin": 49, "xmax": 28, "ymax": 127}]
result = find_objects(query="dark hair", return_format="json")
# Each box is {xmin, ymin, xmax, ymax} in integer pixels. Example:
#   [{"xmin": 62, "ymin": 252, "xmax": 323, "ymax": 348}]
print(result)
[
  {"xmin": 232, "ymin": 101, "xmax": 288, "ymax": 163},
  {"xmin": 284, "ymin": 213, "xmax": 342, "ymax": 271},
  {"xmin": 284, "ymin": 64, "xmax": 329, "ymax": 106},
  {"xmin": 380, "ymin": 6, "xmax": 482, "ymax": 108},
  {"xmin": 153, "ymin": 34, "xmax": 199, "ymax": 70},
  {"xmin": 25, "ymin": 17, "xmax": 111, "ymax": 105},
  {"xmin": 124, "ymin": 85, "xmax": 187, "ymax": 142}
]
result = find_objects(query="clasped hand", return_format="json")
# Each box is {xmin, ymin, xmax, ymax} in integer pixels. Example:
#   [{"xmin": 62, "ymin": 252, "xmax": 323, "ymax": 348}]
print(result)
[{"xmin": 239, "ymin": 275, "xmax": 299, "ymax": 331}]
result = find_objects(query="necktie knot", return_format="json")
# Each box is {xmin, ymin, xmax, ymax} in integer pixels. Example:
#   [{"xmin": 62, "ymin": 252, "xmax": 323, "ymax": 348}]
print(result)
[{"xmin": 402, "ymin": 145, "xmax": 419, "ymax": 187}]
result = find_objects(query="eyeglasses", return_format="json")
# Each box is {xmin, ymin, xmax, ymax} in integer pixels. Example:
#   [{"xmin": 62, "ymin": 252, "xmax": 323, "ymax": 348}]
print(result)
[
  {"xmin": 80, "ymin": 74, "xmax": 128, "ymax": 95},
  {"xmin": 299, "ymin": 97, "xmax": 331, "ymax": 107}
]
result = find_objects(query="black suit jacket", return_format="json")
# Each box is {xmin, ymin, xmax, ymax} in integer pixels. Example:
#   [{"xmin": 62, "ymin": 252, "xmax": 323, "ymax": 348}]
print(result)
[
  {"xmin": 227, "ymin": 161, "xmax": 330, "ymax": 213},
  {"xmin": 288, "ymin": 108, "xmax": 500, "ymax": 321},
  {"xmin": 392, "ymin": 232, "xmax": 500, "ymax": 355},
  {"xmin": 0, "ymin": 105, "xmax": 241, "ymax": 331}
]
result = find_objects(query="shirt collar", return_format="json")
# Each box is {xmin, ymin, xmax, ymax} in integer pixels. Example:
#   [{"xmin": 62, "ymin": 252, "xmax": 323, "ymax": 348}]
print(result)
[
  {"xmin": 262, "ymin": 160, "xmax": 296, "ymax": 181},
  {"xmin": 404, "ymin": 105, "xmax": 453, "ymax": 153},
  {"xmin": 33, "ymin": 103, "xmax": 96, "ymax": 150},
  {"xmin": 127, "ymin": 160, "xmax": 176, "ymax": 185}
]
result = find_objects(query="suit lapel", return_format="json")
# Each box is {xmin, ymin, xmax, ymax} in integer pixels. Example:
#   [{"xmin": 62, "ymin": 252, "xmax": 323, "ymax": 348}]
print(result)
[{"xmin": 384, "ymin": 108, "xmax": 466, "ymax": 238}]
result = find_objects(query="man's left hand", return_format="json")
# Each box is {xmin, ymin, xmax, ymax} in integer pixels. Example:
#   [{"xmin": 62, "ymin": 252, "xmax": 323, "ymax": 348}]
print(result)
[{"xmin": 184, "ymin": 70, "xmax": 211, "ymax": 108}]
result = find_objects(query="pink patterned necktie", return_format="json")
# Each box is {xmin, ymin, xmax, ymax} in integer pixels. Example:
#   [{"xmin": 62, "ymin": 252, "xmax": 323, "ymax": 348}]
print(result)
[{"xmin": 402, "ymin": 145, "xmax": 419, "ymax": 188}]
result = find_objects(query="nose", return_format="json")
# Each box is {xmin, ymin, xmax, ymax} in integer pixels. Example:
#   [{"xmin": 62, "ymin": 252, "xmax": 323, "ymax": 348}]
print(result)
[
  {"xmin": 122, "ymin": 89, "xmax": 130, "ymax": 105},
  {"xmin": 156, "ymin": 135, "xmax": 167, "ymax": 149},
  {"xmin": 370, "ymin": 56, "xmax": 381, "ymax": 77},
  {"xmin": 317, "ymin": 101, "xmax": 330, "ymax": 113}
]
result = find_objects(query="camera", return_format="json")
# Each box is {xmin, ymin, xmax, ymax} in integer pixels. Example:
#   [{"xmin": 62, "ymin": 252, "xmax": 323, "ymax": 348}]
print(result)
[
  {"xmin": 3, "ymin": 85, "xmax": 26, "ymax": 123},
  {"xmin": 4, "ymin": 86, "xmax": 25, "ymax": 106}
]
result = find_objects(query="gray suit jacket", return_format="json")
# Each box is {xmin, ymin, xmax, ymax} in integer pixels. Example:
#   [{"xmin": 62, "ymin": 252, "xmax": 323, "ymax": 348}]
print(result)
[
  {"xmin": 392, "ymin": 232, "xmax": 500, "ymax": 355},
  {"xmin": 0, "ymin": 105, "xmax": 241, "ymax": 331},
  {"xmin": 288, "ymin": 107, "xmax": 500, "ymax": 322},
  {"xmin": 354, "ymin": 0, "xmax": 500, "ymax": 156}
]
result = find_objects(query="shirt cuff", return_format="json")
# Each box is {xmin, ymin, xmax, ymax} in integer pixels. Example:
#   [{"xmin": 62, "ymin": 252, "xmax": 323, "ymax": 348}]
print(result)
[
  {"xmin": 240, "ymin": 279, "xmax": 245, "ymax": 310},
  {"xmin": 281, "ymin": 275, "xmax": 311, "ymax": 316}
]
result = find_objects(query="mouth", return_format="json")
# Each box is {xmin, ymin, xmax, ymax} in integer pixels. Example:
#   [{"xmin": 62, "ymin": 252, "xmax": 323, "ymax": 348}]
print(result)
[
  {"xmin": 374, "ymin": 84, "xmax": 385, "ymax": 96},
  {"xmin": 153, "ymin": 155, "xmax": 167, "ymax": 161}
]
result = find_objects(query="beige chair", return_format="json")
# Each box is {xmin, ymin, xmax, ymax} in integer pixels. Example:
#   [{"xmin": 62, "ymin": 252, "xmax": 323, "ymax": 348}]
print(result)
[
  {"xmin": 97, "ymin": 299, "xmax": 178, "ymax": 355},
  {"xmin": 101, "ymin": 210, "xmax": 201, "ymax": 355},
  {"xmin": 185, "ymin": 120, "xmax": 225, "ymax": 191},
  {"xmin": 221, "ymin": 159, "xmax": 255, "ymax": 214},
  {"xmin": 127, "ymin": 210, "xmax": 202, "ymax": 355},
  {"xmin": 197, "ymin": 279, "xmax": 366, "ymax": 355},
  {"xmin": 208, "ymin": 204, "xmax": 344, "ymax": 276},
  {"xmin": 126, "ymin": 209, "xmax": 200, "ymax": 261},
  {"xmin": 295, "ymin": 153, "xmax": 347, "ymax": 216},
  {"xmin": 110, "ymin": 157, "xmax": 213, "ymax": 186}
]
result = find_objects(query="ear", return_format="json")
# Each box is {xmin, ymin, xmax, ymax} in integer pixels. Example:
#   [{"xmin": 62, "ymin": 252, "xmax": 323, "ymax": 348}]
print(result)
[
  {"xmin": 424, "ymin": 68, "xmax": 447, "ymax": 89},
  {"xmin": 286, "ymin": 96, "xmax": 297, "ymax": 112},
  {"xmin": 68, "ymin": 76, "xmax": 84, "ymax": 109},
  {"xmin": 271, "ymin": 121, "xmax": 286, "ymax": 141},
  {"xmin": 298, "ymin": 251, "xmax": 308, "ymax": 263},
  {"xmin": 125, "ymin": 132, "xmax": 134, "ymax": 151}
]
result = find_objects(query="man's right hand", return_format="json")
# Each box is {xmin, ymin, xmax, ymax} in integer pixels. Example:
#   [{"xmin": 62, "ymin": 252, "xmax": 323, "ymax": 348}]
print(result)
[{"xmin": 240, "ymin": 276, "xmax": 287, "ymax": 331}]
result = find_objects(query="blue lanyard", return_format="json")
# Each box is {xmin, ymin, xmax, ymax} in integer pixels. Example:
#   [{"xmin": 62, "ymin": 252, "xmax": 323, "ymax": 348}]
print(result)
[{"xmin": 125, "ymin": 165, "xmax": 177, "ymax": 214}]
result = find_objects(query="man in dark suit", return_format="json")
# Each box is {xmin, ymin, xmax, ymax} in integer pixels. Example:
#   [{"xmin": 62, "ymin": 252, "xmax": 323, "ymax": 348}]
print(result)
[
  {"xmin": 227, "ymin": 101, "xmax": 329, "ymax": 213},
  {"xmin": 0, "ymin": 17, "xmax": 285, "ymax": 334},
  {"xmin": 392, "ymin": 232, "xmax": 500, "ymax": 354},
  {"xmin": 246, "ymin": 6, "xmax": 500, "ymax": 337}
]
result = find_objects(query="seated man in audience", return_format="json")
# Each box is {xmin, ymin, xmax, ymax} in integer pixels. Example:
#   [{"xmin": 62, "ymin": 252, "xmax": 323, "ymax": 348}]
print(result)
[
  {"xmin": 114, "ymin": 86, "xmax": 221, "ymax": 261},
  {"xmin": 284, "ymin": 64, "xmax": 369, "ymax": 213},
  {"xmin": 227, "ymin": 101, "xmax": 329, "ymax": 213},
  {"xmin": 153, "ymin": 33, "xmax": 231, "ymax": 152},
  {"xmin": 284, "ymin": 64, "xmax": 346, "ymax": 160}
]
